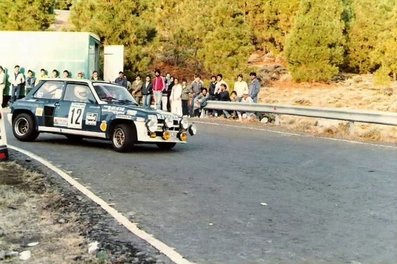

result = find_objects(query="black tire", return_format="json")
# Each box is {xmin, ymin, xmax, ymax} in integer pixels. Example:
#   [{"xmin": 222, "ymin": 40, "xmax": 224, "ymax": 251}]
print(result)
[
  {"xmin": 65, "ymin": 135, "xmax": 83, "ymax": 142},
  {"xmin": 111, "ymin": 123, "xmax": 136, "ymax": 152},
  {"xmin": 156, "ymin": 142, "xmax": 176, "ymax": 150},
  {"xmin": 12, "ymin": 113, "xmax": 39, "ymax": 142}
]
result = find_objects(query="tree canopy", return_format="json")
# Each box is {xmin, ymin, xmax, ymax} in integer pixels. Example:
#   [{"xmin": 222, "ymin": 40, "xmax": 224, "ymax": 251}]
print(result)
[
  {"xmin": 0, "ymin": 0, "xmax": 55, "ymax": 30},
  {"xmin": 3, "ymin": 0, "xmax": 397, "ymax": 83}
]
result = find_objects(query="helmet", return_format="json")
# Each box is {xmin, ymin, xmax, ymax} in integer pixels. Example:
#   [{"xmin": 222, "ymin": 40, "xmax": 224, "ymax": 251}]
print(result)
[{"xmin": 74, "ymin": 85, "xmax": 88, "ymax": 100}]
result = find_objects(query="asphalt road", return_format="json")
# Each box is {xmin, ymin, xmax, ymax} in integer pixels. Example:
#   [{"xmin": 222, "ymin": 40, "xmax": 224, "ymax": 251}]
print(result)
[{"xmin": 5, "ymin": 120, "xmax": 397, "ymax": 264}]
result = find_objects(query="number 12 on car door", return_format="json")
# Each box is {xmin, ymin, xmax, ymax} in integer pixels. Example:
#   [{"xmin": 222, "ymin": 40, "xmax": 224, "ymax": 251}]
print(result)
[{"xmin": 68, "ymin": 103, "xmax": 86, "ymax": 129}]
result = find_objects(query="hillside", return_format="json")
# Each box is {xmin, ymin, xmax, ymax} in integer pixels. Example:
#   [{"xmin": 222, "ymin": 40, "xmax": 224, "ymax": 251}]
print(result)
[{"xmin": 257, "ymin": 74, "xmax": 397, "ymax": 143}]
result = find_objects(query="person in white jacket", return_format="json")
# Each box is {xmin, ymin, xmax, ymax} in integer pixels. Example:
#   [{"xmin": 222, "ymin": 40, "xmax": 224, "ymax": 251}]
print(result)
[
  {"xmin": 233, "ymin": 74, "xmax": 249, "ymax": 100},
  {"xmin": 170, "ymin": 77, "xmax": 182, "ymax": 116},
  {"xmin": 9, "ymin": 65, "xmax": 25, "ymax": 103}
]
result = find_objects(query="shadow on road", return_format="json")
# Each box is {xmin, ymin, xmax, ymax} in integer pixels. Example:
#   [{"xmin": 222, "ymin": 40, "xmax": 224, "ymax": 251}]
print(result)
[{"xmin": 34, "ymin": 135, "xmax": 194, "ymax": 153}]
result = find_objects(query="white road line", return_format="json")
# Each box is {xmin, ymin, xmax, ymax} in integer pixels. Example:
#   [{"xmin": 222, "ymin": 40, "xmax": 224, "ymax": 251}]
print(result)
[
  {"xmin": 194, "ymin": 120, "xmax": 397, "ymax": 150},
  {"xmin": 8, "ymin": 144, "xmax": 194, "ymax": 264}
]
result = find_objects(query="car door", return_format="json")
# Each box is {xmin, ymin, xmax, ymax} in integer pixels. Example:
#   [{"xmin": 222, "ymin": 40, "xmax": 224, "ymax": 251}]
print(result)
[
  {"xmin": 32, "ymin": 80, "xmax": 65, "ymax": 129},
  {"xmin": 54, "ymin": 82, "xmax": 102, "ymax": 136}
]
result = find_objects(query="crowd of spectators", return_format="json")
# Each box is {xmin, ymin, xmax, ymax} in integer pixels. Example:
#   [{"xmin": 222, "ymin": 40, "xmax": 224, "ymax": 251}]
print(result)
[
  {"xmin": 0, "ymin": 65, "xmax": 102, "ymax": 107},
  {"xmin": 0, "ymin": 65, "xmax": 262, "ymax": 122},
  {"xmin": 127, "ymin": 69, "xmax": 261, "ymax": 121}
]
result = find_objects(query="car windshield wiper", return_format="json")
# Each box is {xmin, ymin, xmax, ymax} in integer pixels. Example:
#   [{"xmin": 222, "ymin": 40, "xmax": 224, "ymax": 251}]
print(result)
[{"xmin": 116, "ymin": 99, "xmax": 137, "ymax": 105}]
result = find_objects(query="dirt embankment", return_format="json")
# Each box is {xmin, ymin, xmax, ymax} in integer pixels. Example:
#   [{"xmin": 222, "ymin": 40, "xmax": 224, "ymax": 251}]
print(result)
[
  {"xmin": 256, "ymin": 74, "xmax": 397, "ymax": 143},
  {"xmin": 0, "ymin": 154, "xmax": 170, "ymax": 264}
]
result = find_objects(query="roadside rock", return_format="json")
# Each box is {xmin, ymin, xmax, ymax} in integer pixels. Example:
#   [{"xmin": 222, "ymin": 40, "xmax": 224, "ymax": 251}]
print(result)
[
  {"xmin": 88, "ymin": 241, "xmax": 99, "ymax": 254},
  {"xmin": 19, "ymin": 250, "xmax": 31, "ymax": 261}
]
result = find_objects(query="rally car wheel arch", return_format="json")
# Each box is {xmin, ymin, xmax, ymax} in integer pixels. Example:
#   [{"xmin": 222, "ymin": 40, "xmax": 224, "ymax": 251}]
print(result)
[
  {"xmin": 12, "ymin": 113, "xmax": 39, "ymax": 142},
  {"xmin": 111, "ymin": 123, "xmax": 136, "ymax": 152}
]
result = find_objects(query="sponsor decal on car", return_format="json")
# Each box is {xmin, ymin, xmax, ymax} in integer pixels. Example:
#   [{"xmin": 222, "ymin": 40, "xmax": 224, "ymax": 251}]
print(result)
[
  {"xmin": 115, "ymin": 114, "xmax": 133, "ymax": 120},
  {"xmin": 102, "ymin": 106, "xmax": 125, "ymax": 114},
  {"xmin": 100, "ymin": 121, "xmax": 107, "ymax": 132},
  {"xmin": 35, "ymin": 107, "xmax": 44, "ymax": 117},
  {"xmin": 68, "ymin": 103, "xmax": 86, "ymax": 129},
  {"xmin": 126, "ymin": 110, "xmax": 137, "ymax": 116},
  {"xmin": 54, "ymin": 117, "xmax": 68, "ymax": 127},
  {"xmin": 86, "ymin": 113, "xmax": 98, "ymax": 126}
]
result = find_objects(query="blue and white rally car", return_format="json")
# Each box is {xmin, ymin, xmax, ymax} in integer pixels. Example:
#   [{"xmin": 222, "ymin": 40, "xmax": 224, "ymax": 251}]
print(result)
[{"xmin": 11, "ymin": 79, "xmax": 196, "ymax": 152}]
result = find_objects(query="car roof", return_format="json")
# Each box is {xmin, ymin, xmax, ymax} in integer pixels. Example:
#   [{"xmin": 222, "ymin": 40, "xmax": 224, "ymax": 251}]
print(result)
[{"xmin": 42, "ymin": 78, "xmax": 116, "ymax": 85}]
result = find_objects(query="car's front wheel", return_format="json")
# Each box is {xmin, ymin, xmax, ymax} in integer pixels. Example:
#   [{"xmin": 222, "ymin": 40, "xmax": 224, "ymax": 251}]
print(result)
[
  {"xmin": 12, "ymin": 113, "xmax": 39, "ymax": 142},
  {"xmin": 156, "ymin": 142, "xmax": 176, "ymax": 150},
  {"xmin": 111, "ymin": 124, "xmax": 135, "ymax": 152}
]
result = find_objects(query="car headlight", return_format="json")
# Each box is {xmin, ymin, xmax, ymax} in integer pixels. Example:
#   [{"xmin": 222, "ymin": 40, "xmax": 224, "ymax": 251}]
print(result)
[
  {"xmin": 180, "ymin": 118, "xmax": 189, "ymax": 130},
  {"xmin": 188, "ymin": 124, "xmax": 197, "ymax": 136},
  {"xmin": 146, "ymin": 118, "xmax": 158, "ymax": 133},
  {"xmin": 164, "ymin": 117, "xmax": 173, "ymax": 129}
]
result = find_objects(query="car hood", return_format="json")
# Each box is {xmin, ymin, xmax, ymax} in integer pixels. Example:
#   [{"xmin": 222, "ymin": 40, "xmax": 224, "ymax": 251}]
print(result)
[{"xmin": 104, "ymin": 103, "xmax": 180, "ymax": 119}]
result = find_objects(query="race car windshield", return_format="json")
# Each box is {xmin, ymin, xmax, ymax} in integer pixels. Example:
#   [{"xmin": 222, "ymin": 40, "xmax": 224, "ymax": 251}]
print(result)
[{"xmin": 93, "ymin": 84, "xmax": 138, "ymax": 105}]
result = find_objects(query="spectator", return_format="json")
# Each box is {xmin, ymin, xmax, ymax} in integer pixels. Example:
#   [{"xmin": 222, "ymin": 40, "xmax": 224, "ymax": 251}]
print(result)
[
  {"xmin": 229, "ymin": 90, "xmax": 239, "ymax": 119},
  {"xmin": 190, "ymin": 74, "xmax": 204, "ymax": 115},
  {"xmin": 51, "ymin": 69, "xmax": 59, "ymax": 78},
  {"xmin": 208, "ymin": 75, "xmax": 217, "ymax": 99},
  {"xmin": 25, "ymin": 70, "xmax": 36, "ymax": 95},
  {"xmin": 35, "ymin": 68, "xmax": 48, "ymax": 85},
  {"xmin": 233, "ymin": 74, "xmax": 248, "ymax": 100},
  {"xmin": 193, "ymin": 88, "xmax": 209, "ymax": 117},
  {"xmin": 230, "ymin": 90, "xmax": 238, "ymax": 102},
  {"xmin": 131, "ymin": 75, "xmax": 143, "ymax": 105},
  {"xmin": 249, "ymin": 72, "xmax": 261, "ymax": 103},
  {"xmin": 9, "ymin": 65, "xmax": 25, "ymax": 103},
  {"xmin": 170, "ymin": 77, "xmax": 182, "ymax": 116},
  {"xmin": 166, "ymin": 74, "xmax": 174, "ymax": 111},
  {"xmin": 91, "ymin": 70, "xmax": 100, "ymax": 81},
  {"xmin": 62, "ymin": 70, "xmax": 70, "ymax": 78},
  {"xmin": 181, "ymin": 79, "xmax": 192, "ymax": 116},
  {"xmin": 142, "ymin": 75, "xmax": 153, "ymax": 107},
  {"xmin": 238, "ymin": 92, "xmax": 255, "ymax": 120},
  {"xmin": 214, "ymin": 74, "xmax": 228, "ymax": 95},
  {"xmin": 0, "ymin": 66, "xmax": 5, "ymax": 107},
  {"xmin": 115, "ymin": 71, "xmax": 128, "ymax": 88},
  {"xmin": 152, "ymin": 69, "xmax": 165, "ymax": 110},
  {"xmin": 77, "ymin": 72, "xmax": 84, "ymax": 79},
  {"xmin": 218, "ymin": 83, "xmax": 231, "ymax": 118},
  {"xmin": 162, "ymin": 73, "xmax": 173, "ymax": 111}
]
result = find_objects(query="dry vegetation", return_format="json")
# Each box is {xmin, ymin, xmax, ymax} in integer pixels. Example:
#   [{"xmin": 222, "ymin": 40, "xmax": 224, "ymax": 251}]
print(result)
[
  {"xmin": 257, "ymin": 74, "xmax": 397, "ymax": 143},
  {"xmin": 0, "ymin": 162, "xmax": 100, "ymax": 263}
]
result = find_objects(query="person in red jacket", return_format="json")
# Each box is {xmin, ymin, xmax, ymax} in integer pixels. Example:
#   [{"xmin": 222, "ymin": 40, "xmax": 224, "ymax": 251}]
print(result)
[{"xmin": 152, "ymin": 69, "xmax": 165, "ymax": 110}]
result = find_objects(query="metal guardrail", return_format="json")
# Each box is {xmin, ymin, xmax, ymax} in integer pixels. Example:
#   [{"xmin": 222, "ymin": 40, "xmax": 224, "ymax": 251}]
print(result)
[
  {"xmin": 0, "ymin": 109, "xmax": 9, "ymax": 160},
  {"xmin": 204, "ymin": 101, "xmax": 397, "ymax": 126}
]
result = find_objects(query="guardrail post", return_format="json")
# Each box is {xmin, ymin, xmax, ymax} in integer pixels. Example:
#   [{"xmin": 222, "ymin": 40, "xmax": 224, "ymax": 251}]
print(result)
[
  {"xmin": 348, "ymin": 121, "xmax": 355, "ymax": 135},
  {"xmin": 0, "ymin": 109, "xmax": 9, "ymax": 161},
  {"xmin": 274, "ymin": 114, "xmax": 281, "ymax": 126}
]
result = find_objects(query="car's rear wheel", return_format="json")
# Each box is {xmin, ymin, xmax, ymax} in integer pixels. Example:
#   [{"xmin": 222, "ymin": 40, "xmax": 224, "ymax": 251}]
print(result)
[
  {"xmin": 156, "ymin": 142, "xmax": 176, "ymax": 150},
  {"xmin": 12, "ymin": 113, "xmax": 39, "ymax": 142},
  {"xmin": 111, "ymin": 124, "xmax": 135, "ymax": 152}
]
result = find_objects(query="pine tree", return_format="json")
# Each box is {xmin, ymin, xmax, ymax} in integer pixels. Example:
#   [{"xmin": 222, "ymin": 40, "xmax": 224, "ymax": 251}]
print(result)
[
  {"xmin": 198, "ymin": 0, "xmax": 254, "ymax": 78},
  {"xmin": 285, "ymin": 0, "xmax": 346, "ymax": 82},
  {"xmin": 70, "ymin": 0, "xmax": 156, "ymax": 74},
  {"xmin": 0, "ymin": 0, "xmax": 55, "ymax": 30},
  {"xmin": 243, "ymin": 0, "xmax": 299, "ymax": 54},
  {"xmin": 345, "ymin": 0, "xmax": 394, "ymax": 73},
  {"xmin": 373, "ymin": 2, "xmax": 397, "ymax": 81}
]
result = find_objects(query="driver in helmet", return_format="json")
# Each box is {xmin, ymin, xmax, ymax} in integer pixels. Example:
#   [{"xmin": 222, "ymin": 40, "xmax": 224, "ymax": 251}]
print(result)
[{"xmin": 74, "ymin": 85, "xmax": 89, "ymax": 101}]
